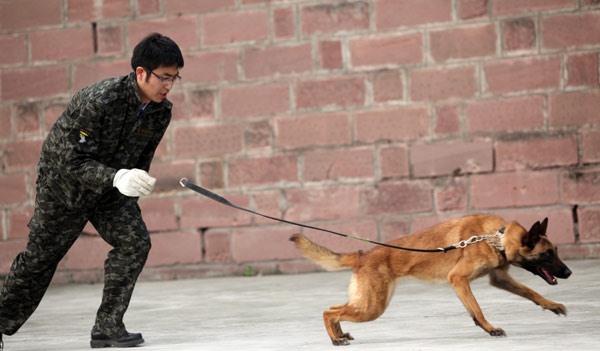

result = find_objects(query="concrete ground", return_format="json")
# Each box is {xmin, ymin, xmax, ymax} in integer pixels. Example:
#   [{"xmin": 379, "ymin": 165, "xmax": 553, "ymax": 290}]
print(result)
[{"xmin": 2, "ymin": 259, "xmax": 599, "ymax": 351}]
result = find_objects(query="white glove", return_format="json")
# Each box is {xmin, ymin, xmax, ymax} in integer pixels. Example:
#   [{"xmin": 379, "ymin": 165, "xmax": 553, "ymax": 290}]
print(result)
[{"xmin": 113, "ymin": 168, "xmax": 156, "ymax": 197}]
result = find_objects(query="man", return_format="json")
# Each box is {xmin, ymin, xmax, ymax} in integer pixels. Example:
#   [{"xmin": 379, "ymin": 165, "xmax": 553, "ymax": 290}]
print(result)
[{"xmin": 0, "ymin": 33, "xmax": 184, "ymax": 349}]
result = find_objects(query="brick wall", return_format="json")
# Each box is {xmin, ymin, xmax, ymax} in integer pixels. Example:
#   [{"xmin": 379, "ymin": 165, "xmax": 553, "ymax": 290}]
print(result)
[{"xmin": 1, "ymin": 0, "xmax": 599, "ymax": 283}]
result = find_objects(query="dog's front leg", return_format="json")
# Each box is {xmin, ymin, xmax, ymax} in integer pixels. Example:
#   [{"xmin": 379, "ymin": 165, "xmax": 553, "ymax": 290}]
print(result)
[
  {"xmin": 489, "ymin": 269, "xmax": 567, "ymax": 315},
  {"xmin": 448, "ymin": 274, "xmax": 506, "ymax": 337}
]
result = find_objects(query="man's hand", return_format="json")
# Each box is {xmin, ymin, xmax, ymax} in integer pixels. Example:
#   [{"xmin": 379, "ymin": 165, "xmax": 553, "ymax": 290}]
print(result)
[{"xmin": 113, "ymin": 169, "xmax": 156, "ymax": 197}]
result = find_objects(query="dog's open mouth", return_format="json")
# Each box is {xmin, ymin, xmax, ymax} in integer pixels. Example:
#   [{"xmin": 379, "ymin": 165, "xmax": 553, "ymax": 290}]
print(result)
[{"xmin": 538, "ymin": 267, "xmax": 558, "ymax": 285}]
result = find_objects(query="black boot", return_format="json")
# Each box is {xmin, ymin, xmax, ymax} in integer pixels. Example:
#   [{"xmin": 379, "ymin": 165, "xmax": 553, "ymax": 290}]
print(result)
[{"xmin": 90, "ymin": 326, "xmax": 144, "ymax": 348}]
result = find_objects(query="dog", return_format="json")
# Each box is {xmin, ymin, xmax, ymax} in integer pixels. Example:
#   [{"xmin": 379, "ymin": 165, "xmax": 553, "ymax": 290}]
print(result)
[{"xmin": 290, "ymin": 214, "xmax": 572, "ymax": 345}]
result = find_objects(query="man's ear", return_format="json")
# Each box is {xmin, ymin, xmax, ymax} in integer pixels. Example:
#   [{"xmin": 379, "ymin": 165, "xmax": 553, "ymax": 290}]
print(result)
[{"xmin": 135, "ymin": 66, "xmax": 147, "ymax": 82}]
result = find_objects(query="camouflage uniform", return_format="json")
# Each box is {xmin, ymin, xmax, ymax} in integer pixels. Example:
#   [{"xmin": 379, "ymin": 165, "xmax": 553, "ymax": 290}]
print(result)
[{"xmin": 0, "ymin": 72, "xmax": 171, "ymax": 337}]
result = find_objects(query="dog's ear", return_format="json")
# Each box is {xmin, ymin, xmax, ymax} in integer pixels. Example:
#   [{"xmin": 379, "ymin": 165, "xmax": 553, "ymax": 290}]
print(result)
[
  {"xmin": 539, "ymin": 217, "xmax": 548, "ymax": 235},
  {"xmin": 523, "ymin": 221, "xmax": 543, "ymax": 250}
]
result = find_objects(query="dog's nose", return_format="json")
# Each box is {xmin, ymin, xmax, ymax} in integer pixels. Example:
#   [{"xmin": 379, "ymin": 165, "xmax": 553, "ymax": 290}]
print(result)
[{"xmin": 562, "ymin": 266, "xmax": 572, "ymax": 278}]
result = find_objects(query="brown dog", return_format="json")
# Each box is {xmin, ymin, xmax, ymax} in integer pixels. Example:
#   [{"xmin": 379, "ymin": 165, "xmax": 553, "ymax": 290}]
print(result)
[{"xmin": 290, "ymin": 214, "xmax": 571, "ymax": 345}]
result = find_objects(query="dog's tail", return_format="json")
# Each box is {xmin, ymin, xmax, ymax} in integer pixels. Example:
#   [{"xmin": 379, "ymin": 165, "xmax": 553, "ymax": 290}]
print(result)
[{"xmin": 289, "ymin": 234, "xmax": 358, "ymax": 270}]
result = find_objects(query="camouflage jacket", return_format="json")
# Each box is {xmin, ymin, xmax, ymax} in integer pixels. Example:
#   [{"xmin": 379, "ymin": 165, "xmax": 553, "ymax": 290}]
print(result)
[{"xmin": 37, "ymin": 72, "xmax": 172, "ymax": 209}]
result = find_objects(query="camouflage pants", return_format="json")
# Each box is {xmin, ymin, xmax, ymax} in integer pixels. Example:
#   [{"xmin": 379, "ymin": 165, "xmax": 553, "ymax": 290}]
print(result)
[{"xmin": 0, "ymin": 185, "xmax": 151, "ymax": 336}]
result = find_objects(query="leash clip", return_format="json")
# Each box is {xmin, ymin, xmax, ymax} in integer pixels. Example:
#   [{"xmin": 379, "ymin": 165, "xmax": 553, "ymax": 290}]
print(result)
[{"xmin": 179, "ymin": 178, "xmax": 188, "ymax": 187}]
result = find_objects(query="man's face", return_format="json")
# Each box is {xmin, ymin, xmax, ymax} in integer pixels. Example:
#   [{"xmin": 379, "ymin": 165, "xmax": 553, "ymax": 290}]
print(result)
[{"xmin": 136, "ymin": 65, "xmax": 180, "ymax": 104}]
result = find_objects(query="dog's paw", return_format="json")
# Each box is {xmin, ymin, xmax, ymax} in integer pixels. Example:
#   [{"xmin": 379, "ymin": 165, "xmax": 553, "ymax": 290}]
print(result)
[
  {"xmin": 332, "ymin": 338, "xmax": 351, "ymax": 346},
  {"xmin": 489, "ymin": 328, "xmax": 506, "ymax": 337},
  {"xmin": 341, "ymin": 332, "xmax": 354, "ymax": 341},
  {"xmin": 545, "ymin": 303, "xmax": 567, "ymax": 316}
]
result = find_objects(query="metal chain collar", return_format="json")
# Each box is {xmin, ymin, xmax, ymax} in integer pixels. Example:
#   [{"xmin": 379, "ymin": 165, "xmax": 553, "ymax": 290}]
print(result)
[{"xmin": 451, "ymin": 231, "xmax": 505, "ymax": 251}]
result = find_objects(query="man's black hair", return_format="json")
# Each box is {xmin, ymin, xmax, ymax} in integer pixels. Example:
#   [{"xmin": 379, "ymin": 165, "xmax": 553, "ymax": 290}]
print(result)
[{"xmin": 131, "ymin": 33, "xmax": 184, "ymax": 78}]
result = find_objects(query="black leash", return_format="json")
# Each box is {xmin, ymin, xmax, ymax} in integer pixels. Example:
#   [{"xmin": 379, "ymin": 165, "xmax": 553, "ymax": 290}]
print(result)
[{"xmin": 179, "ymin": 178, "xmax": 457, "ymax": 253}]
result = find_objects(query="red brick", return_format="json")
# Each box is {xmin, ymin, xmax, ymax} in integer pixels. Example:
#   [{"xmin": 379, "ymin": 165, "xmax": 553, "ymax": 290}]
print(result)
[
  {"xmin": 562, "ymin": 168, "xmax": 600, "ymax": 205},
  {"xmin": 165, "ymin": 0, "xmax": 234, "ymax": 14},
  {"xmin": 319, "ymin": 40, "xmax": 343, "ymax": 70},
  {"xmin": 222, "ymin": 83, "xmax": 289, "ymax": 119},
  {"xmin": 382, "ymin": 218, "xmax": 410, "ymax": 242},
  {"xmin": 0, "ymin": 34, "xmax": 27, "ymax": 65},
  {"xmin": 304, "ymin": 147, "xmax": 374, "ymax": 182},
  {"xmin": 184, "ymin": 51, "xmax": 238, "ymax": 83},
  {"xmin": 496, "ymin": 135, "xmax": 578, "ymax": 171},
  {"xmin": 0, "ymin": 241, "xmax": 27, "ymax": 274},
  {"xmin": 189, "ymin": 90, "xmax": 214, "ymax": 119},
  {"xmin": 542, "ymin": 13, "xmax": 600, "ymax": 48},
  {"xmin": 376, "ymin": 0, "xmax": 451, "ymax": 29},
  {"xmin": 97, "ymin": 25, "xmax": 123, "ymax": 56},
  {"xmin": 252, "ymin": 190, "xmax": 283, "ymax": 225},
  {"xmin": 245, "ymin": 121, "xmax": 271, "ymax": 150},
  {"xmin": 0, "ymin": 0, "xmax": 62, "ymax": 31},
  {"xmin": 274, "ymin": 7, "xmax": 295, "ymax": 39},
  {"xmin": 435, "ymin": 178, "xmax": 468, "ymax": 212},
  {"xmin": 0, "ymin": 107, "xmax": 11, "ymax": 138},
  {"xmin": 373, "ymin": 70, "xmax": 403, "ymax": 102},
  {"xmin": 578, "ymin": 207, "xmax": 600, "ymax": 243},
  {"xmin": 61, "ymin": 236, "xmax": 110, "ymax": 270},
  {"xmin": 7, "ymin": 208, "xmax": 34, "ymax": 240},
  {"xmin": 583, "ymin": 131, "xmax": 600, "ymax": 164},
  {"xmin": 44, "ymin": 102, "xmax": 67, "ymax": 132},
  {"xmin": 549, "ymin": 91, "xmax": 600, "ymax": 127},
  {"xmin": 128, "ymin": 16, "xmax": 199, "ymax": 50},
  {"xmin": 296, "ymin": 76, "xmax": 365, "ymax": 109},
  {"xmin": 102, "ymin": 0, "xmax": 132, "ymax": 18},
  {"xmin": 458, "ymin": 0, "xmax": 489, "ymax": 20},
  {"xmin": 31, "ymin": 28, "xmax": 95, "ymax": 62},
  {"xmin": 73, "ymin": 60, "xmax": 131, "ymax": 92},
  {"xmin": 412, "ymin": 139, "xmax": 493, "ymax": 177},
  {"xmin": 489, "ymin": 208, "xmax": 575, "ymax": 244},
  {"xmin": 146, "ymin": 232, "xmax": 203, "ymax": 267},
  {"xmin": 232, "ymin": 226, "xmax": 299, "ymax": 263},
  {"xmin": 380, "ymin": 144, "xmax": 410, "ymax": 178},
  {"xmin": 244, "ymin": 44, "xmax": 312, "ymax": 79},
  {"xmin": 301, "ymin": 2, "xmax": 369, "ymax": 35},
  {"xmin": 484, "ymin": 57, "xmax": 560, "ymax": 94},
  {"xmin": 201, "ymin": 10, "xmax": 268, "ymax": 46},
  {"xmin": 410, "ymin": 66, "xmax": 477, "ymax": 101},
  {"xmin": 355, "ymin": 107, "xmax": 429, "ymax": 143},
  {"xmin": 200, "ymin": 161, "xmax": 224, "ymax": 189},
  {"xmin": 228, "ymin": 155, "xmax": 298, "ymax": 187},
  {"xmin": 4, "ymin": 140, "xmax": 43, "ymax": 169},
  {"xmin": 138, "ymin": 198, "xmax": 178, "ymax": 232},
  {"xmin": 274, "ymin": 112, "xmax": 351, "ymax": 150},
  {"xmin": 470, "ymin": 171, "xmax": 559, "ymax": 209},
  {"xmin": 15, "ymin": 103, "xmax": 40, "ymax": 137},
  {"xmin": 137, "ymin": 0, "xmax": 160, "ymax": 16},
  {"xmin": 350, "ymin": 33, "xmax": 423, "ymax": 67},
  {"xmin": 67, "ymin": 0, "xmax": 96, "ymax": 23},
  {"xmin": 2, "ymin": 66, "xmax": 68, "ymax": 101},
  {"xmin": 503, "ymin": 18, "xmax": 536, "ymax": 51},
  {"xmin": 493, "ymin": 0, "xmax": 576, "ymax": 17},
  {"xmin": 435, "ymin": 105, "xmax": 460, "ymax": 135},
  {"xmin": 181, "ymin": 194, "xmax": 252, "ymax": 229},
  {"xmin": 168, "ymin": 92, "xmax": 186, "ymax": 122},
  {"xmin": 174, "ymin": 124, "xmax": 243, "ymax": 157},
  {"xmin": 430, "ymin": 24, "xmax": 496, "ymax": 62},
  {"xmin": 466, "ymin": 96, "xmax": 544, "ymax": 133},
  {"xmin": 304, "ymin": 220, "xmax": 379, "ymax": 253},
  {"xmin": 205, "ymin": 229, "xmax": 231, "ymax": 263},
  {"xmin": 286, "ymin": 186, "xmax": 362, "ymax": 222},
  {"xmin": 363, "ymin": 181, "xmax": 432, "ymax": 215},
  {"xmin": 567, "ymin": 53, "xmax": 599, "ymax": 87}
]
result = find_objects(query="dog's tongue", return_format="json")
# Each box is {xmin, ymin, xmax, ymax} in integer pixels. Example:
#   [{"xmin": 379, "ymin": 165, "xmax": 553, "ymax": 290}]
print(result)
[{"xmin": 540, "ymin": 268, "xmax": 557, "ymax": 285}]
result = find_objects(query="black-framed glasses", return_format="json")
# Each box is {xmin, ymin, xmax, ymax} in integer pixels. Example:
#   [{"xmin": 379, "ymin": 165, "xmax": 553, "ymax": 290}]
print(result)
[{"xmin": 149, "ymin": 70, "xmax": 182, "ymax": 85}]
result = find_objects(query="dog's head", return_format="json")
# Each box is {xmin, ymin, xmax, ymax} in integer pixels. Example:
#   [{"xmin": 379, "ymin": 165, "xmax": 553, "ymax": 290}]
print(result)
[{"xmin": 508, "ymin": 218, "xmax": 572, "ymax": 285}]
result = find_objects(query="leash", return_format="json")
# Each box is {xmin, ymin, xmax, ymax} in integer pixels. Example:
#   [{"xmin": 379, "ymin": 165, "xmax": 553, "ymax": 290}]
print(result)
[{"xmin": 179, "ymin": 178, "xmax": 505, "ymax": 254}]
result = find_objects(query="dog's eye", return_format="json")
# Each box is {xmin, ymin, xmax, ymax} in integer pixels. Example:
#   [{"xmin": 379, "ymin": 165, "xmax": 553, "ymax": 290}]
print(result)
[{"xmin": 545, "ymin": 250, "xmax": 555, "ymax": 259}]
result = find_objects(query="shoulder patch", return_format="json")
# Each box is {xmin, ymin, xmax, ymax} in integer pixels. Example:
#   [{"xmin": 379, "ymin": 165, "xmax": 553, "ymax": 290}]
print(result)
[{"xmin": 79, "ymin": 129, "xmax": 91, "ymax": 143}]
